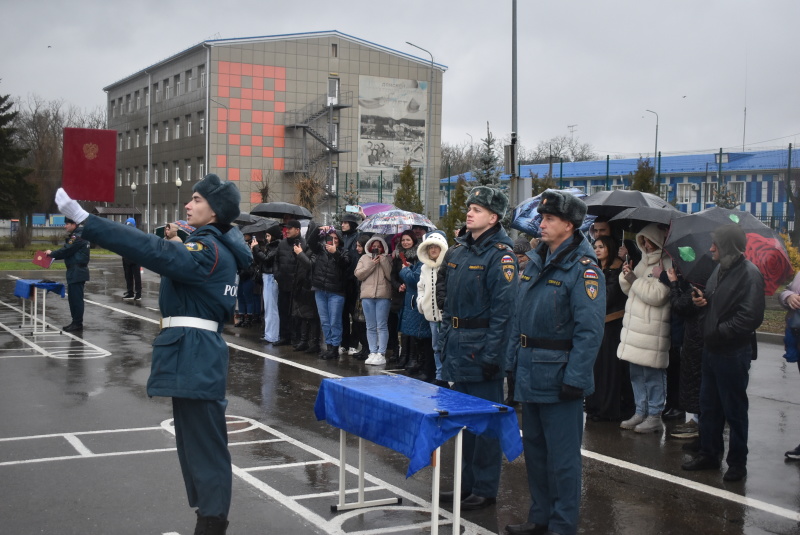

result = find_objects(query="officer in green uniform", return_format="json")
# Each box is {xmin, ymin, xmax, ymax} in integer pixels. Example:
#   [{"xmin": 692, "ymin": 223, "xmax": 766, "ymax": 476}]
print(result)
[
  {"xmin": 438, "ymin": 185, "xmax": 518, "ymax": 511},
  {"xmin": 46, "ymin": 218, "xmax": 90, "ymax": 332},
  {"xmin": 505, "ymin": 190, "xmax": 605, "ymax": 535},
  {"xmin": 55, "ymin": 174, "xmax": 252, "ymax": 535}
]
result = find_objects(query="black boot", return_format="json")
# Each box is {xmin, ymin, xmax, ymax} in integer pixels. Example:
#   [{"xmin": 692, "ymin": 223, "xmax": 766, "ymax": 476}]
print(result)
[
  {"xmin": 293, "ymin": 319, "xmax": 310, "ymax": 352},
  {"xmin": 320, "ymin": 344, "xmax": 338, "ymax": 360},
  {"xmin": 194, "ymin": 511, "xmax": 228, "ymax": 535},
  {"xmin": 305, "ymin": 321, "xmax": 321, "ymax": 354},
  {"xmin": 397, "ymin": 335, "xmax": 411, "ymax": 367},
  {"xmin": 241, "ymin": 314, "xmax": 252, "ymax": 328},
  {"xmin": 504, "ymin": 372, "xmax": 519, "ymax": 406},
  {"xmin": 234, "ymin": 314, "xmax": 244, "ymax": 327}
]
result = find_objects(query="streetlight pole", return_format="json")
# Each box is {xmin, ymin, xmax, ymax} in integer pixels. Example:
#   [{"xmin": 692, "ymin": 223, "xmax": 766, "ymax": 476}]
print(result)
[
  {"xmin": 646, "ymin": 109, "xmax": 659, "ymax": 181},
  {"xmin": 210, "ymin": 98, "xmax": 229, "ymax": 180},
  {"xmin": 175, "ymin": 178, "xmax": 182, "ymax": 220},
  {"xmin": 406, "ymin": 41, "xmax": 434, "ymax": 216},
  {"xmin": 130, "ymin": 182, "xmax": 137, "ymax": 225}
]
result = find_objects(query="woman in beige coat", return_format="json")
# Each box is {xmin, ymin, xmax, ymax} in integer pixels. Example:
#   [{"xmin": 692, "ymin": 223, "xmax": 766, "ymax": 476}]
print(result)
[
  {"xmin": 354, "ymin": 235, "xmax": 393, "ymax": 365},
  {"xmin": 617, "ymin": 223, "xmax": 672, "ymax": 433}
]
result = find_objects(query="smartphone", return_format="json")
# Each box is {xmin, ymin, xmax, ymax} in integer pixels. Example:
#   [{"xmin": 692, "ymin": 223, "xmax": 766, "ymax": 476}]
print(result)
[
  {"xmin": 345, "ymin": 205, "xmax": 359, "ymax": 213},
  {"xmin": 625, "ymin": 254, "xmax": 630, "ymax": 264},
  {"xmin": 689, "ymin": 283, "xmax": 700, "ymax": 297}
]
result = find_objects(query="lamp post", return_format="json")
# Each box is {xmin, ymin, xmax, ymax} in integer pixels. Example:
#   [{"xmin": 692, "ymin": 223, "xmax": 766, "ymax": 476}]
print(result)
[
  {"xmin": 406, "ymin": 41, "xmax": 434, "ymax": 216},
  {"xmin": 175, "ymin": 178, "xmax": 182, "ymax": 220},
  {"xmin": 645, "ymin": 109, "xmax": 659, "ymax": 181},
  {"xmin": 130, "ymin": 182, "xmax": 137, "ymax": 225},
  {"xmin": 210, "ymin": 98, "xmax": 229, "ymax": 180}
]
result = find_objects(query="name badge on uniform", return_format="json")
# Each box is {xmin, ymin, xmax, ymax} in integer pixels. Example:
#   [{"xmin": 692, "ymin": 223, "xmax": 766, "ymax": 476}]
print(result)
[
  {"xmin": 547, "ymin": 279, "xmax": 562, "ymax": 287},
  {"xmin": 468, "ymin": 265, "xmax": 485, "ymax": 271},
  {"xmin": 520, "ymin": 274, "xmax": 532, "ymax": 282},
  {"xmin": 185, "ymin": 242, "xmax": 205, "ymax": 252},
  {"xmin": 447, "ymin": 262, "xmax": 458, "ymax": 269}
]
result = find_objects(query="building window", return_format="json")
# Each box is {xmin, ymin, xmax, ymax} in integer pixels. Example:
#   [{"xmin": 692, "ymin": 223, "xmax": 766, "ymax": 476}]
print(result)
[
  {"xmin": 612, "ymin": 184, "xmax": 627, "ymax": 190},
  {"xmin": 127, "ymin": 95, "xmax": 132, "ymax": 112},
  {"xmin": 174, "ymin": 119, "xmax": 180, "ymax": 140},
  {"xmin": 153, "ymin": 168, "xmax": 159, "ymax": 184},
  {"xmin": 118, "ymin": 133, "xmax": 123, "ymax": 151},
  {"xmin": 135, "ymin": 169, "xmax": 140, "ymax": 185},
  {"xmin": 175, "ymin": 162, "xmax": 180, "ymax": 181},
  {"xmin": 186, "ymin": 69, "xmax": 193, "ymax": 91},
  {"xmin": 126, "ymin": 171, "xmax": 131, "ymax": 186},
  {"xmin": 729, "ymin": 181, "xmax": 745, "ymax": 204},
  {"xmin": 199, "ymin": 113, "xmax": 205, "ymax": 134},
  {"xmin": 144, "ymin": 88, "xmax": 149, "ymax": 107},
  {"xmin": 704, "ymin": 181, "xmax": 717, "ymax": 203},
  {"xmin": 111, "ymin": 102, "xmax": 116, "ymax": 118},
  {"xmin": 589, "ymin": 185, "xmax": 605, "ymax": 195},
  {"xmin": 327, "ymin": 78, "xmax": 339, "ymax": 106},
  {"xmin": 677, "ymin": 183, "xmax": 694, "ymax": 204},
  {"xmin": 198, "ymin": 161, "xmax": 204, "ymax": 178},
  {"xmin": 163, "ymin": 121, "xmax": 169, "ymax": 141},
  {"xmin": 174, "ymin": 74, "xmax": 182, "ymax": 96},
  {"xmin": 186, "ymin": 114, "xmax": 192, "ymax": 136},
  {"xmin": 164, "ymin": 79, "xmax": 170, "ymax": 100},
  {"xmin": 199, "ymin": 65, "xmax": 206, "ymax": 87},
  {"xmin": 186, "ymin": 161, "xmax": 191, "ymax": 182},
  {"xmin": 331, "ymin": 43, "xmax": 338, "ymax": 57},
  {"xmin": 154, "ymin": 127, "xmax": 159, "ymax": 144},
  {"xmin": 135, "ymin": 91, "xmax": 141, "ymax": 109},
  {"xmin": 154, "ymin": 83, "xmax": 160, "ymax": 103},
  {"xmin": 659, "ymin": 184, "xmax": 670, "ymax": 200},
  {"xmin": 135, "ymin": 130, "xmax": 140, "ymax": 148},
  {"xmin": 144, "ymin": 127, "xmax": 149, "ymax": 145},
  {"xmin": 118, "ymin": 171, "xmax": 123, "ymax": 187},
  {"xmin": 164, "ymin": 165, "xmax": 169, "ymax": 184},
  {"xmin": 126, "ymin": 132, "xmax": 131, "ymax": 149}
]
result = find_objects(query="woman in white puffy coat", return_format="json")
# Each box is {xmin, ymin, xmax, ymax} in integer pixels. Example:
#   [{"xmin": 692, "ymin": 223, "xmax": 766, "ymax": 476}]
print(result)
[
  {"xmin": 416, "ymin": 230, "xmax": 449, "ymax": 386},
  {"xmin": 617, "ymin": 223, "xmax": 672, "ymax": 433}
]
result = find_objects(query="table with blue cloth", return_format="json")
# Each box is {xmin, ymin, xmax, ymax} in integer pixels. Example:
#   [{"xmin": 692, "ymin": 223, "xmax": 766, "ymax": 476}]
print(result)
[
  {"xmin": 14, "ymin": 279, "xmax": 66, "ymax": 333},
  {"xmin": 314, "ymin": 375, "xmax": 522, "ymax": 535}
]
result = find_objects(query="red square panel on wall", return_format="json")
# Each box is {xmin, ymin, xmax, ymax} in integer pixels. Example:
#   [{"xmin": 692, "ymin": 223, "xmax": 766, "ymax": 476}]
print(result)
[
  {"xmin": 251, "ymin": 169, "xmax": 262, "ymax": 181},
  {"xmin": 229, "ymin": 168, "xmax": 240, "ymax": 180},
  {"xmin": 253, "ymin": 65, "xmax": 264, "ymax": 77},
  {"xmin": 230, "ymin": 110, "xmax": 241, "ymax": 122},
  {"xmin": 275, "ymin": 80, "xmax": 286, "ymax": 91},
  {"xmin": 218, "ymin": 61, "xmax": 230, "ymax": 74},
  {"xmin": 250, "ymin": 191, "xmax": 262, "ymax": 203},
  {"xmin": 273, "ymin": 158, "xmax": 284, "ymax": 170},
  {"xmin": 240, "ymin": 146, "xmax": 251, "ymax": 156},
  {"xmin": 262, "ymin": 147, "xmax": 273, "ymax": 158},
  {"xmin": 230, "ymin": 75, "xmax": 241, "ymax": 87},
  {"xmin": 216, "ymin": 155, "xmax": 226, "ymax": 168},
  {"xmin": 252, "ymin": 136, "xmax": 262, "ymax": 146},
  {"xmin": 253, "ymin": 77, "xmax": 264, "ymax": 90},
  {"xmin": 229, "ymin": 135, "xmax": 240, "ymax": 146},
  {"xmin": 275, "ymin": 102, "xmax": 285, "ymax": 113},
  {"xmin": 219, "ymin": 87, "xmax": 230, "ymax": 98},
  {"xmin": 242, "ymin": 64, "xmax": 253, "ymax": 76},
  {"xmin": 230, "ymin": 63, "xmax": 241, "ymax": 75},
  {"xmin": 241, "ymin": 123, "xmax": 252, "ymax": 135}
]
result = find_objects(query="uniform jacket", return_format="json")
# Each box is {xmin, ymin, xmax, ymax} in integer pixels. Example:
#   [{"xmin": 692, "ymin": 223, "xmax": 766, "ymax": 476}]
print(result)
[
  {"xmin": 417, "ymin": 232, "xmax": 449, "ymax": 322},
  {"xmin": 507, "ymin": 231, "xmax": 605, "ymax": 403},
  {"xmin": 49, "ymin": 227, "xmax": 90, "ymax": 284},
  {"xmin": 80, "ymin": 215, "xmax": 253, "ymax": 400},
  {"xmin": 439, "ymin": 224, "xmax": 518, "ymax": 383},
  {"xmin": 354, "ymin": 236, "xmax": 393, "ymax": 299},
  {"xmin": 617, "ymin": 224, "xmax": 672, "ymax": 369}
]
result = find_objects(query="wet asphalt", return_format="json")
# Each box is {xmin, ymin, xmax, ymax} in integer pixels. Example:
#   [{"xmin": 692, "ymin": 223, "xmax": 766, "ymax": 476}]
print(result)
[{"xmin": 1, "ymin": 256, "xmax": 799, "ymax": 535}]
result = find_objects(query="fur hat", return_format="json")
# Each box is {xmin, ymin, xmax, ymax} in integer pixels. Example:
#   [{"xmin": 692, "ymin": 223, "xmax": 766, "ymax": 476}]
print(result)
[
  {"xmin": 537, "ymin": 189, "xmax": 587, "ymax": 229},
  {"xmin": 466, "ymin": 186, "xmax": 509, "ymax": 218},
  {"xmin": 192, "ymin": 174, "xmax": 240, "ymax": 225},
  {"xmin": 417, "ymin": 230, "xmax": 449, "ymax": 268},
  {"xmin": 341, "ymin": 213, "xmax": 361, "ymax": 227}
]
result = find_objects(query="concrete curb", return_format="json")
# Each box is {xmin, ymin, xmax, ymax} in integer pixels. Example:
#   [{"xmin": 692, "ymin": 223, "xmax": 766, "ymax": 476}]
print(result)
[{"xmin": 757, "ymin": 331, "xmax": 784, "ymax": 345}]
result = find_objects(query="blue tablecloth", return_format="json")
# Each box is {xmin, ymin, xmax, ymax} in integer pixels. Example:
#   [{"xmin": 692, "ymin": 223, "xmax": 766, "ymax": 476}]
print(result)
[
  {"xmin": 14, "ymin": 279, "xmax": 66, "ymax": 299},
  {"xmin": 314, "ymin": 375, "xmax": 523, "ymax": 477}
]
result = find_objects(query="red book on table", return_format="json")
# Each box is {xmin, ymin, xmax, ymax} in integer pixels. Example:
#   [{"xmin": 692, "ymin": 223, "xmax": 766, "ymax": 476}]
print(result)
[
  {"xmin": 33, "ymin": 251, "xmax": 54, "ymax": 269},
  {"xmin": 61, "ymin": 128, "xmax": 117, "ymax": 202}
]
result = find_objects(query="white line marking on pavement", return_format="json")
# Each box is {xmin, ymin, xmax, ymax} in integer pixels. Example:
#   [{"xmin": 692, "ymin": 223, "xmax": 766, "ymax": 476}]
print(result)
[
  {"xmin": 582, "ymin": 449, "xmax": 800, "ymax": 522},
  {"xmin": 63, "ymin": 434, "xmax": 93, "ymax": 456}
]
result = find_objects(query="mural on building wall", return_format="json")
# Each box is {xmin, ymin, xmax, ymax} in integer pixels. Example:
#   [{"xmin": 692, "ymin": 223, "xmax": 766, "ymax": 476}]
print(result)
[
  {"xmin": 214, "ymin": 61, "xmax": 287, "ymax": 196},
  {"xmin": 357, "ymin": 75, "xmax": 427, "ymax": 190}
]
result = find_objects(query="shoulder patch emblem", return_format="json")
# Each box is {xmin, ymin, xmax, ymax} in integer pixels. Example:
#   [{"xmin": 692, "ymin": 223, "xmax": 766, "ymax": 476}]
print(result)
[
  {"xmin": 67, "ymin": 238, "xmax": 75, "ymax": 245},
  {"xmin": 503, "ymin": 263, "xmax": 516, "ymax": 282},
  {"xmin": 185, "ymin": 242, "xmax": 205, "ymax": 252},
  {"xmin": 583, "ymin": 268, "xmax": 599, "ymax": 280},
  {"xmin": 501, "ymin": 254, "xmax": 515, "ymax": 264},
  {"xmin": 585, "ymin": 280, "xmax": 599, "ymax": 300}
]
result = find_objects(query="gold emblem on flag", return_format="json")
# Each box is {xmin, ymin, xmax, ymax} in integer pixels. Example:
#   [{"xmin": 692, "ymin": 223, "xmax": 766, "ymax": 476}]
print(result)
[{"xmin": 83, "ymin": 143, "xmax": 99, "ymax": 160}]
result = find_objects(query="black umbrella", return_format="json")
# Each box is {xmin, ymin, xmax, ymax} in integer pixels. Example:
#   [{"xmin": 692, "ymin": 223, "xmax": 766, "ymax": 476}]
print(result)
[
  {"xmin": 234, "ymin": 212, "xmax": 262, "ymax": 225},
  {"xmin": 239, "ymin": 218, "xmax": 278, "ymax": 235},
  {"xmin": 663, "ymin": 207, "xmax": 792, "ymax": 294},
  {"xmin": 251, "ymin": 202, "xmax": 312, "ymax": 220},
  {"xmin": 585, "ymin": 190, "xmax": 672, "ymax": 218},
  {"xmin": 609, "ymin": 205, "xmax": 687, "ymax": 232}
]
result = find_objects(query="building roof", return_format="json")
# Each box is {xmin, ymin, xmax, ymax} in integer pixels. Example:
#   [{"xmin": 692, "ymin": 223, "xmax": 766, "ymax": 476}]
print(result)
[
  {"xmin": 104, "ymin": 30, "xmax": 447, "ymax": 91},
  {"xmin": 442, "ymin": 148, "xmax": 800, "ymax": 183},
  {"xmin": 93, "ymin": 207, "xmax": 141, "ymax": 215}
]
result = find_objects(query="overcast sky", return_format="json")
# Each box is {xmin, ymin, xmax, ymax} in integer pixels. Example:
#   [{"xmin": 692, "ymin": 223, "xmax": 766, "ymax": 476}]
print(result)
[{"xmin": 3, "ymin": 0, "xmax": 799, "ymax": 158}]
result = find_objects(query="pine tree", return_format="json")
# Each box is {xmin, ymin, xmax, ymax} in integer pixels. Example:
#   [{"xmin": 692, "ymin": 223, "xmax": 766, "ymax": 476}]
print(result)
[
  {"xmin": 0, "ymin": 93, "xmax": 36, "ymax": 244},
  {"xmin": 629, "ymin": 157, "xmax": 657, "ymax": 194},
  {"xmin": 438, "ymin": 176, "xmax": 469, "ymax": 243},
  {"xmin": 393, "ymin": 162, "xmax": 424, "ymax": 213},
  {"xmin": 472, "ymin": 123, "xmax": 502, "ymax": 186}
]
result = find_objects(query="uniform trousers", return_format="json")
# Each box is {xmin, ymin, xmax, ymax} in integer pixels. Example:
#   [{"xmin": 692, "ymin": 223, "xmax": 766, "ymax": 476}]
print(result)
[
  {"xmin": 451, "ymin": 378, "xmax": 504, "ymax": 498},
  {"xmin": 67, "ymin": 282, "xmax": 85, "ymax": 325},
  {"xmin": 699, "ymin": 345, "xmax": 751, "ymax": 467},
  {"xmin": 172, "ymin": 397, "xmax": 232, "ymax": 518},
  {"xmin": 522, "ymin": 398, "xmax": 583, "ymax": 535}
]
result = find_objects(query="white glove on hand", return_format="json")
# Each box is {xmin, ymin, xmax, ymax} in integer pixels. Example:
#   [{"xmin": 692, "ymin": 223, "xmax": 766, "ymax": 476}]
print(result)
[{"xmin": 55, "ymin": 188, "xmax": 89, "ymax": 224}]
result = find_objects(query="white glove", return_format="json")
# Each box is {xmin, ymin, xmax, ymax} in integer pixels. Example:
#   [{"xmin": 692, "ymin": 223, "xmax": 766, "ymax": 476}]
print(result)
[{"xmin": 55, "ymin": 188, "xmax": 89, "ymax": 224}]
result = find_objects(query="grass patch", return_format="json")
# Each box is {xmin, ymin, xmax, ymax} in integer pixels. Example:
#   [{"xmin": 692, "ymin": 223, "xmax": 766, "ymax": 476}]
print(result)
[{"xmin": 761, "ymin": 308, "xmax": 786, "ymax": 335}]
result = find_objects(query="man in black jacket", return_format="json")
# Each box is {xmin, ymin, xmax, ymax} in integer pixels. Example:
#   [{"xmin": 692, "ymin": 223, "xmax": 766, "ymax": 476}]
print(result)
[
  {"xmin": 681, "ymin": 224, "xmax": 764, "ymax": 482},
  {"xmin": 273, "ymin": 220, "xmax": 306, "ymax": 346}
]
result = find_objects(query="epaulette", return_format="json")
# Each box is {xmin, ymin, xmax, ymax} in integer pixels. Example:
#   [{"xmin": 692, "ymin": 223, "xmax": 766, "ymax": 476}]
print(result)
[
  {"xmin": 579, "ymin": 256, "xmax": 594, "ymax": 266},
  {"xmin": 496, "ymin": 243, "xmax": 513, "ymax": 251},
  {"xmin": 451, "ymin": 243, "xmax": 463, "ymax": 249}
]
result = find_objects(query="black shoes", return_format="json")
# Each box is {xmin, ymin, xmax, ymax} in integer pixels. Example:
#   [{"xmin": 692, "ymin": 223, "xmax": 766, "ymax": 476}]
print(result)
[
  {"xmin": 122, "ymin": 292, "xmax": 134, "ymax": 300},
  {"xmin": 460, "ymin": 494, "xmax": 497, "ymax": 510},
  {"xmin": 433, "ymin": 379, "xmax": 450, "ymax": 388},
  {"xmin": 723, "ymin": 465, "xmax": 747, "ymax": 481},
  {"xmin": 194, "ymin": 511, "xmax": 228, "ymax": 535},
  {"xmin": 293, "ymin": 342, "xmax": 309, "ymax": 351},
  {"xmin": 786, "ymin": 444, "xmax": 800, "ymax": 460},
  {"xmin": 319, "ymin": 345, "xmax": 339, "ymax": 360},
  {"xmin": 272, "ymin": 339, "xmax": 292, "ymax": 346},
  {"xmin": 439, "ymin": 490, "xmax": 468, "ymax": 503},
  {"xmin": 681, "ymin": 454, "xmax": 720, "ymax": 471},
  {"xmin": 62, "ymin": 323, "xmax": 83, "ymax": 332},
  {"xmin": 505, "ymin": 522, "xmax": 548, "ymax": 535},
  {"xmin": 662, "ymin": 408, "xmax": 685, "ymax": 421}
]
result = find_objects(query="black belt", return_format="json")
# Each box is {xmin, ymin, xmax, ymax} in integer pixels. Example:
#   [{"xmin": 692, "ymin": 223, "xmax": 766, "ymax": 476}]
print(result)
[
  {"xmin": 451, "ymin": 316, "xmax": 490, "ymax": 329},
  {"xmin": 520, "ymin": 334, "xmax": 572, "ymax": 350}
]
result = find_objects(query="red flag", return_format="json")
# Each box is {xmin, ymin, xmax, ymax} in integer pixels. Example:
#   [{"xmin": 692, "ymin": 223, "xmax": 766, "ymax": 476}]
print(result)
[
  {"xmin": 33, "ymin": 251, "xmax": 54, "ymax": 269},
  {"xmin": 62, "ymin": 128, "xmax": 117, "ymax": 202}
]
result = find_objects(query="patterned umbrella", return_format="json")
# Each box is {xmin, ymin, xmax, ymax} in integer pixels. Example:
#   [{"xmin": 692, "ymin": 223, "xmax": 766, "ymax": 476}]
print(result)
[
  {"xmin": 511, "ymin": 188, "xmax": 595, "ymax": 237},
  {"xmin": 358, "ymin": 209, "xmax": 436, "ymax": 235},
  {"xmin": 360, "ymin": 202, "xmax": 397, "ymax": 216}
]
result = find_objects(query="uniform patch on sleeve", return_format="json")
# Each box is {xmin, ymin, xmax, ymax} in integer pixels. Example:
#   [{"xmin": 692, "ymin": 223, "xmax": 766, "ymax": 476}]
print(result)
[
  {"xmin": 185, "ymin": 242, "xmax": 205, "ymax": 252},
  {"xmin": 583, "ymin": 268, "xmax": 599, "ymax": 280},
  {"xmin": 520, "ymin": 274, "xmax": 532, "ymax": 282},
  {"xmin": 585, "ymin": 280, "xmax": 599, "ymax": 300},
  {"xmin": 501, "ymin": 254, "xmax": 515, "ymax": 264}
]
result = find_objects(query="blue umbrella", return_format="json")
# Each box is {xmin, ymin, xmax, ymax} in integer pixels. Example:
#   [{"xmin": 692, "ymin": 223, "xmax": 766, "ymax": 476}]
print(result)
[{"xmin": 511, "ymin": 188, "xmax": 595, "ymax": 237}]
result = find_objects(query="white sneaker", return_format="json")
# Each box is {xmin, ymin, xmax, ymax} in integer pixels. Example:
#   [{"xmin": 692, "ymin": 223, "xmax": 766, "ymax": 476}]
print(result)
[
  {"xmin": 339, "ymin": 346, "xmax": 348, "ymax": 355},
  {"xmin": 368, "ymin": 354, "xmax": 386, "ymax": 366},
  {"xmin": 365, "ymin": 353, "xmax": 378, "ymax": 364},
  {"xmin": 347, "ymin": 346, "xmax": 360, "ymax": 355}
]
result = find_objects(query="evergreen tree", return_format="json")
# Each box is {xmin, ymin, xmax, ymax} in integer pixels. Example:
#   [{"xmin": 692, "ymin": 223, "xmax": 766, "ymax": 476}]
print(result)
[
  {"xmin": 0, "ymin": 93, "xmax": 36, "ymax": 245},
  {"xmin": 438, "ymin": 176, "xmax": 469, "ymax": 243},
  {"xmin": 393, "ymin": 162, "xmax": 424, "ymax": 213},
  {"xmin": 471, "ymin": 123, "xmax": 502, "ymax": 186},
  {"xmin": 629, "ymin": 157, "xmax": 657, "ymax": 194}
]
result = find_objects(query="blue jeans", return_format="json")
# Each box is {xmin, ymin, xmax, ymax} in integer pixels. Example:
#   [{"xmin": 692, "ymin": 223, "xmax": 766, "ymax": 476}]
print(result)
[
  {"xmin": 699, "ymin": 345, "xmax": 752, "ymax": 466},
  {"xmin": 262, "ymin": 274, "xmax": 279, "ymax": 343},
  {"xmin": 237, "ymin": 278, "xmax": 260, "ymax": 315},
  {"xmin": 629, "ymin": 363, "xmax": 666, "ymax": 416},
  {"xmin": 429, "ymin": 321, "xmax": 442, "ymax": 380},
  {"xmin": 315, "ymin": 291, "xmax": 345, "ymax": 347},
  {"xmin": 362, "ymin": 298, "xmax": 391, "ymax": 354}
]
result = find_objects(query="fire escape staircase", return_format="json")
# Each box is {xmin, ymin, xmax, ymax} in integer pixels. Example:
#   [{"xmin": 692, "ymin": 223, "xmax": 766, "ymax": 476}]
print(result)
[{"xmin": 284, "ymin": 92, "xmax": 352, "ymax": 173}]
